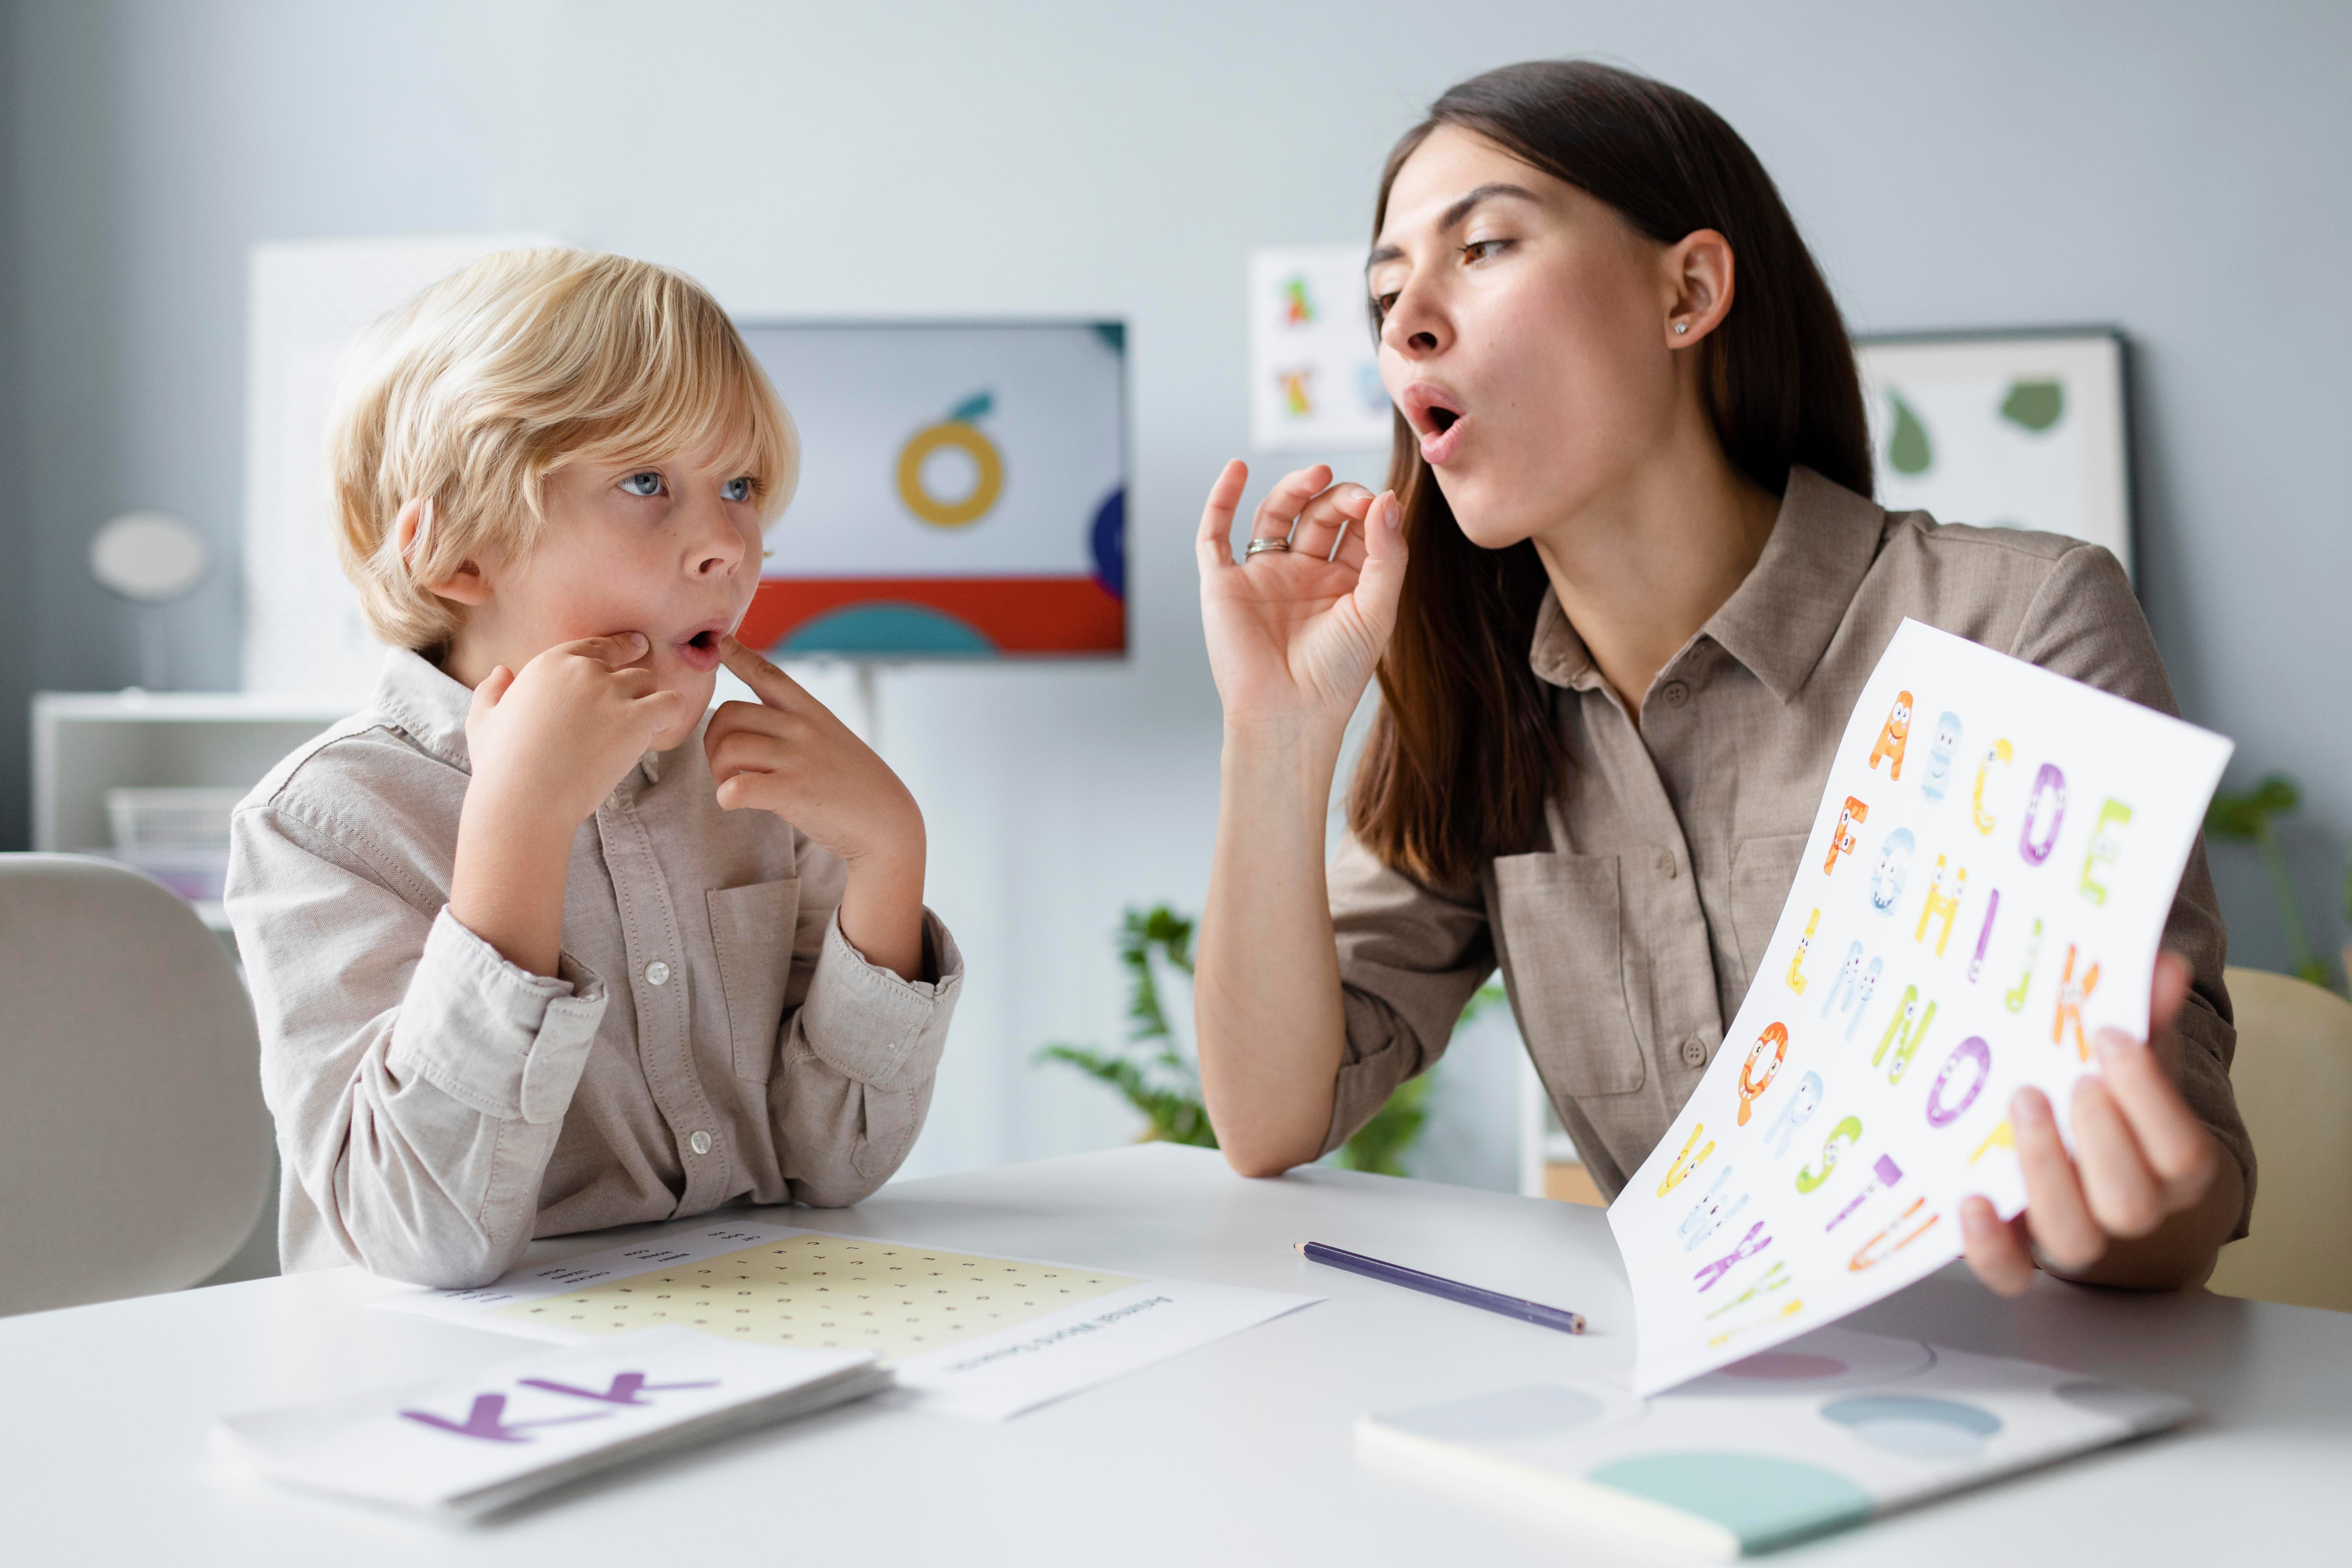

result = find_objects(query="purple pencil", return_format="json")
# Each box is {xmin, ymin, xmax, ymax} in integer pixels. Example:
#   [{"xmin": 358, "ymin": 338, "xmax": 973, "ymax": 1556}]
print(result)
[{"xmin": 1295, "ymin": 1241, "xmax": 1586, "ymax": 1335}]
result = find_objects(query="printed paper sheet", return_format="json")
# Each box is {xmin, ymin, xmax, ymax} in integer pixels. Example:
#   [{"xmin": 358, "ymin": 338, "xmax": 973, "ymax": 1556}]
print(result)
[
  {"xmin": 1608, "ymin": 620, "xmax": 2231, "ymax": 1395},
  {"xmin": 373, "ymin": 1222, "xmax": 1319, "ymax": 1420}
]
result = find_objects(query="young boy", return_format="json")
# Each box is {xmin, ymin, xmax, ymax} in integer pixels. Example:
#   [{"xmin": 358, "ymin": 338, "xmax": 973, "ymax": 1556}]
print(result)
[{"xmin": 226, "ymin": 249, "xmax": 960, "ymax": 1288}]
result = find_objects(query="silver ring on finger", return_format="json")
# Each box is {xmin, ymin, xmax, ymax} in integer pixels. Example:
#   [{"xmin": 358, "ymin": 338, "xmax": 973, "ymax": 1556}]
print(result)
[{"xmin": 1245, "ymin": 536, "xmax": 1292, "ymax": 557}]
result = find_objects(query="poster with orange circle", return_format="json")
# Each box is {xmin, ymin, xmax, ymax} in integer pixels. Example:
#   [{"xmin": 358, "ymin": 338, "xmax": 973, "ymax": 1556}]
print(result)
[{"xmin": 736, "ymin": 321, "xmax": 1126, "ymax": 658}]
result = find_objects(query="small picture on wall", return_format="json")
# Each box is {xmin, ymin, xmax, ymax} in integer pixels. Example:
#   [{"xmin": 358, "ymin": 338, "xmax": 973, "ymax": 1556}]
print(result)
[
  {"xmin": 1248, "ymin": 246, "xmax": 1394, "ymax": 452},
  {"xmin": 1852, "ymin": 328, "xmax": 2134, "ymax": 581}
]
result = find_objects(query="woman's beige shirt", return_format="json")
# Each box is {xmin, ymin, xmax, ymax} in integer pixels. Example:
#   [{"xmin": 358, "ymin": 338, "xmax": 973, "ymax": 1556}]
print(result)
[
  {"xmin": 226, "ymin": 650, "xmax": 963, "ymax": 1287},
  {"xmin": 1325, "ymin": 468, "xmax": 2253, "ymax": 1231}
]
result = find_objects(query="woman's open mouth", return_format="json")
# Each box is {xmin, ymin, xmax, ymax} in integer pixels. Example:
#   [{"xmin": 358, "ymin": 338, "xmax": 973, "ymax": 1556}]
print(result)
[{"xmin": 1401, "ymin": 382, "xmax": 1468, "ymax": 465}]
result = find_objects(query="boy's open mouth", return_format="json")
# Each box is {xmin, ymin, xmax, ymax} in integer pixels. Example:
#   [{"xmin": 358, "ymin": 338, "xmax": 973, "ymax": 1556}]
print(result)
[{"xmin": 673, "ymin": 623, "xmax": 727, "ymax": 673}]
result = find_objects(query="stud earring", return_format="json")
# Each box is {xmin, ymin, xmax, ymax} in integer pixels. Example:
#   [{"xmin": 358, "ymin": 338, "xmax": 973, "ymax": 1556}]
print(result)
[{"xmin": 1673, "ymin": 321, "xmax": 1690, "ymax": 335}]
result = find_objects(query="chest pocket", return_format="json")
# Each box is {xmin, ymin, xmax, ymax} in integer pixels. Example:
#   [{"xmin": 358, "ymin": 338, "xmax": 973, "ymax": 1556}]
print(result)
[
  {"xmin": 706, "ymin": 878, "xmax": 801, "ymax": 1082},
  {"xmin": 1489, "ymin": 851, "xmax": 1645, "ymax": 1097},
  {"xmin": 1728, "ymin": 833, "xmax": 1811, "ymax": 1000}
]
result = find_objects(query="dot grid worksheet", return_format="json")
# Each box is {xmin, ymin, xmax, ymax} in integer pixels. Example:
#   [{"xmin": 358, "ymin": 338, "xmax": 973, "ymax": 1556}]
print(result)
[{"xmin": 494, "ymin": 1233, "xmax": 1139, "ymax": 1363}]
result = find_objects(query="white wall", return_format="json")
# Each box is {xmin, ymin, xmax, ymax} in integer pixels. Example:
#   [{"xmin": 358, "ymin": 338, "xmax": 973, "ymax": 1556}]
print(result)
[{"xmin": 10, "ymin": 0, "xmax": 2349, "ymax": 1180}]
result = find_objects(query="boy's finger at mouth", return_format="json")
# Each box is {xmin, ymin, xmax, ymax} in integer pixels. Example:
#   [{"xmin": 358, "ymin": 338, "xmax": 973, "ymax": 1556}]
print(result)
[
  {"xmin": 718, "ymin": 636, "xmax": 811, "ymax": 710},
  {"xmin": 576, "ymin": 630, "xmax": 651, "ymax": 667},
  {"xmin": 718, "ymin": 633, "xmax": 776, "ymax": 680}
]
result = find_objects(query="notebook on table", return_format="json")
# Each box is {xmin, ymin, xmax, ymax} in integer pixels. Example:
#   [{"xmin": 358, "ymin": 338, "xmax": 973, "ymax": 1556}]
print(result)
[
  {"xmin": 215, "ymin": 1326, "xmax": 888, "ymax": 1519},
  {"xmin": 1356, "ymin": 1326, "xmax": 2189, "ymax": 1559}
]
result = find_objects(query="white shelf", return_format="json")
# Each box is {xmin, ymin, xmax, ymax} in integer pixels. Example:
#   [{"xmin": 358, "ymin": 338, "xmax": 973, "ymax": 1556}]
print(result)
[
  {"xmin": 32, "ymin": 690, "xmax": 358, "ymax": 724},
  {"xmin": 30, "ymin": 693, "xmax": 350, "ymax": 939}
]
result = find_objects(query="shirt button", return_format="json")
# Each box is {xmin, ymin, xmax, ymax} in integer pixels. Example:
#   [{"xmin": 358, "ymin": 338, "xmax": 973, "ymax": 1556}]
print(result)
[
  {"xmin": 1680, "ymin": 1035, "xmax": 1708, "ymax": 1068},
  {"xmin": 689, "ymin": 1130, "xmax": 713, "ymax": 1156},
  {"xmin": 1656, "ymin": 849, "xmax": 1677, "ymax": 879},
  {"xmin": 1661, "ymin": 680, "xmax": 1689, "ymax": 708},
  {"xmin": 644, "ymin": 959, "xmax": 672, "ymax": 987},
  {"xmin": 606, "ymin": 789, "xmax": 625, "ymax": 811}
]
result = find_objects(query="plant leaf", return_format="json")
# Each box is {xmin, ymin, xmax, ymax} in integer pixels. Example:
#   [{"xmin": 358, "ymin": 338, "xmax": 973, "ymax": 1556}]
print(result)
[
  {"xmin": 1999, "ymin": 380, "xmax": 2064, "ymax": 433},
  {"xmin": 1886, "ymin": 390, "xmax": 1932, "ymax": 476},
  {"xmin": 948, "ymin": 390, "xmax": 993, "ymax": 424}
]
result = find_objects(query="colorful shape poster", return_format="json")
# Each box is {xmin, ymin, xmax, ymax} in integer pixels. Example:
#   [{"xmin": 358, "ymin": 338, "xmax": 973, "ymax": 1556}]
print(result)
[
  {"xmin": 1608, "ymin": 619, "xmax": 2231, "ymax": 1396},
  {"xmin": 1247, "ymin": 246, "xmax": 1394, "ymax": 451},
  {"xmin": 735, "ymin": 321, "xmax": 1127, "ymax": 659}
]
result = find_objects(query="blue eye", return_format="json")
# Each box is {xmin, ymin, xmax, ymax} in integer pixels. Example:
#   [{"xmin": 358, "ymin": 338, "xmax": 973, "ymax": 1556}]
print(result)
[
  {"xmin": 721, "ymin": 476, "xmax": 754, "ymax": 503},
  {"xmin": 620, "ymin": 471, "xmax": 664, "ymax": 497}
]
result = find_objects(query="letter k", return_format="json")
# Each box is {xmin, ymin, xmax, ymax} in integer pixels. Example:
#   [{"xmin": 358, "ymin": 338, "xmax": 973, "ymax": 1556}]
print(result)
[{"xmin": 399, "ymin": 1393, "xmax": 607, "ymax": 1443}]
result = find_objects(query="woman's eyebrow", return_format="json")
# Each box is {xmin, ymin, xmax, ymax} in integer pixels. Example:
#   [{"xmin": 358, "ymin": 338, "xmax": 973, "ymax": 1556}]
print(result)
[{"xmin": 1367, "ymin": 182, "xmax": 1544, "ymax": 268}]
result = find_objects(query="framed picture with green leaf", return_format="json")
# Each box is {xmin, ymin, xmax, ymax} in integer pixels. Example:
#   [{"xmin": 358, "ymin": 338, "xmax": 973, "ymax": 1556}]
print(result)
[{"xmin": 1853, "ymin": 328, "xmax": 2134, "ymax": 581}]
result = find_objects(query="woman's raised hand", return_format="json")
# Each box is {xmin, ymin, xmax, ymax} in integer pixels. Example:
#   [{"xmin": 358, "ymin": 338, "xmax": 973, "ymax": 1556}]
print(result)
[{"xmin": 1194, "ymin": 460, "xmax": 1406, "ymax": 733}]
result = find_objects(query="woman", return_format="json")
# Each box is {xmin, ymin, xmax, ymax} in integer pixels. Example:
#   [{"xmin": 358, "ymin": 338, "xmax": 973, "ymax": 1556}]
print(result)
[{"xmin": 1192, "ymin": 60, "xmax": 2249, "ymax": 1294}]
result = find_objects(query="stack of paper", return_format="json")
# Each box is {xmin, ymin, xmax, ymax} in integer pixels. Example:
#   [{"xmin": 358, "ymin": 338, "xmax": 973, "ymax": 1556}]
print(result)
[
  {"xmin": 215, "ymin": 1326, "xmax": 886, "ymax": 1519},
  {"xmin": 1358, "ymin": 1326, "xmax": 2190, "ymax": 1559},
  {"xmin": 370, "ymin": 1222, "xmax": 1321, "ymax": 1420}
]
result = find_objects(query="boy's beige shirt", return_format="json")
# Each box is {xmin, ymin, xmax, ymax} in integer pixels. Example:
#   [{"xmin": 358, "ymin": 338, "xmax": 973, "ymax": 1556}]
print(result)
[
  {"xmin": 1324, "ymin": 468, "xmax": 2256, "ymax": 1233},
  {"xmin": 226, "ymin": 650, "xmax": 963, "ymax": 1287}
]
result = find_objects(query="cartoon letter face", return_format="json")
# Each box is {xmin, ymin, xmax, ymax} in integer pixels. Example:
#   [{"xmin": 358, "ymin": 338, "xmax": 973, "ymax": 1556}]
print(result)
[
  {"xmin": 1844, "ymin": 957, "xmax": 1884, "ymax": 1041},
  {"xmin": 2018, "ymin": 762, "xmax": 2068, "ymax": 867},
  {"xmin": 1824, "ymin": 797, "xmax": 1869, "ymax": 875},
  {"xmin": 1736, "ymin": 1023, "xmax": 1790, "ymax": 1126},
  {"xmin": 1925, "ymin": 1036, "xmax": 1993, "ymax": 1127},
  {"xmin": 1796, "ymin": 1116, "xmax": 1862, "ymax": 1194},
  {"xmin": 2078, "ymin": 798, "xmax": 2133, "ymax": 906},
  {"xmin": 1920, "ymin": 711, "xmax": 1963, "ymax": 802},
  {"xmin": 1786, "ymin": 909, "xmax": 1819, "ymax": 994},
  {"xmin": 1764, "ymin": 1070, "xmax": 1824, "ymax": 1157},
  {"xmin": 1820, "ymin": 942, "xmax": 1864, "ymax": 1020},
  {"xmin": 1868, "ymin": 691, "xmax": 1915, "ymax": 779},
  {"xmin": 1678, "ymin": 1167, "xmax": 1748, "ymax": 1253},
  {"xmin": 1972, "ymin": 739, "xmax": 2014, "ymax": 835},
  {"xmin": 1870, "ymin": 828, "xmax": 1916, "ymax": 913}
]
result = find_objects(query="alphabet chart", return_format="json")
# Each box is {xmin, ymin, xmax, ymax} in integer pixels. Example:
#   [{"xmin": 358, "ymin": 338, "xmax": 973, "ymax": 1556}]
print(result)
[
  {"xmin": 1608, "ymin": 620, "xmax": 2231, "ymax": 1396},
  {"xmin": 374, "ymin": 1221, "xmax": 1320, "ymax": 1420}
]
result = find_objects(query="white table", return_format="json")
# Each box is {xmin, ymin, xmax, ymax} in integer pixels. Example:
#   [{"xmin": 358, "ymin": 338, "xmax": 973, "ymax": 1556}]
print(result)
[{"xmin": 5, "ymin": 1144, "xmax": 2343, "ymax": 1562}]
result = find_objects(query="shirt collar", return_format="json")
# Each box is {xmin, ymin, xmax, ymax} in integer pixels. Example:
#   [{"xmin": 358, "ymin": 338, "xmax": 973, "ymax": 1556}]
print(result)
[
  {"xmin": 1702, "ymin": 466, "xmax": 1885, "ymax": 703},
  {"xmin": 1525, "ymin": 465, "xmax": 1884, "ymax": 704},
  {"xmin": 368, "ymin": 646, "xmax": 673, "ymax": 784},
  {"xmin": 372, "ymin": 647, "xmax": 476, "ymax": 772}
]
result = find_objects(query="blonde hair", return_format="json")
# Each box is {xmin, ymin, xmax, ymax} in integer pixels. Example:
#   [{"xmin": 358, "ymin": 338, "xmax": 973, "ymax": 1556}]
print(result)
[{"xmin": 327, "ymin": 248, "xmax": 798, "ymax": 651}]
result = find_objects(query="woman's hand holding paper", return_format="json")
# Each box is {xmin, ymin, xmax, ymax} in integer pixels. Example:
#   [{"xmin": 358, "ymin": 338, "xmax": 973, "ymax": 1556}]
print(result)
[{"xmin": 1960, "ymin": 951, "xmax": 2243, "ymax": 1294}]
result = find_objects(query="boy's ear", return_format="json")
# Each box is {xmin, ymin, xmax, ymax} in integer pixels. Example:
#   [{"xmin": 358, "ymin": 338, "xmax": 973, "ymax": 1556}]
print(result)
[
  {"xmin": 395, "ymin": 496, "xmax": 492, "ymax": 606},
  {"xmin": 425, "ymin": 560, "xmax": 491, "ymax": 606}
]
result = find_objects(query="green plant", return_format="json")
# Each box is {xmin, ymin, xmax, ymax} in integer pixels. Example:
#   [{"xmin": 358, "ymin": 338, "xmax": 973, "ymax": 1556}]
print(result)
[
  {"xmin": 1034, "ymin": 905, "xmax": 1508, "ymax": 1176},
  {"xmin": 2205, "ymin": 774, "xmax": 2333, "ymax": 989},
  {"xmin": 1331, "ymin": 978, "xmax": 1509, "ymax": 1176},
  {"xmin": 1033, "ymin": 906, "xmax": 1218, "ymax": 1148}
]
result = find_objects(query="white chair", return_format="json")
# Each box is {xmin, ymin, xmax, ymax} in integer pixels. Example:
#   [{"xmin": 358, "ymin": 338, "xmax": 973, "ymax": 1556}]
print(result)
[
  {"xmin": 0, "ymin": 854, "xmax": 271, "ymax": 1316},
  {"xmin": 2206, "ymin": 966, "xmax": 2352, "ymax": 1314}
]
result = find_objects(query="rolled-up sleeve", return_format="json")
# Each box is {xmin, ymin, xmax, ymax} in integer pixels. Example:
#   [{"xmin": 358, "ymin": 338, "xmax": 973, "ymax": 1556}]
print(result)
[
  {"xmin": 2009, "ymin": 543, "xmax": 2257, "ymax": 1238},
  {"xmin": 771, "ymin": 907, "xmax": 963, "ymax": 1205},
  {"xmin": 1320, "ymin": 834, "xmax": 1497, "ymax": 1158},
  {"xmin": 227, "ymin": 801, "xmax": 609, "ymax": 1286}
]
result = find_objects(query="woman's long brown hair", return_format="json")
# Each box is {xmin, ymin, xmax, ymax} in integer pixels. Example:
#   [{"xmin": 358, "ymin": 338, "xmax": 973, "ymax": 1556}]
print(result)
[{"xmin": 1346, "ymin": 60, "xmax": 1873, "ymax": 889}]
